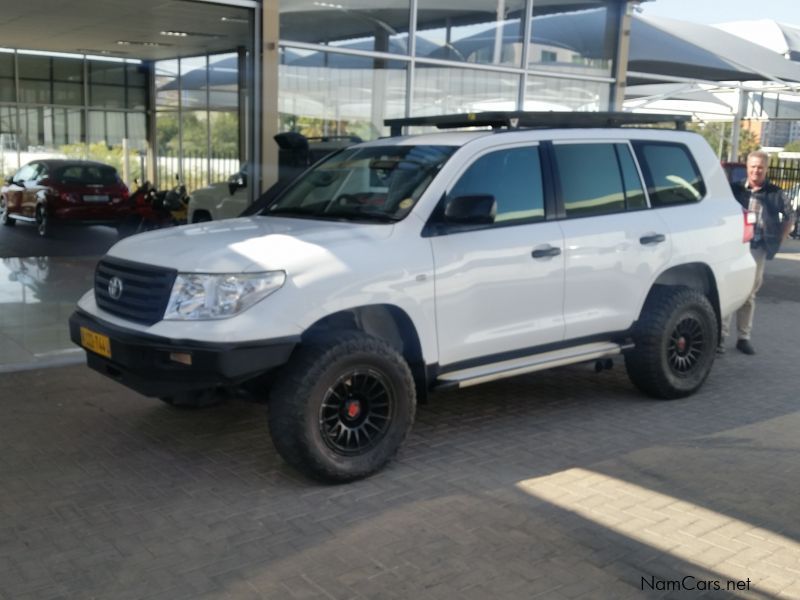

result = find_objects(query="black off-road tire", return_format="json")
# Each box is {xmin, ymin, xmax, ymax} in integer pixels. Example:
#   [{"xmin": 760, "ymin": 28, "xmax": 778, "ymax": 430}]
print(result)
[
  {"xmin": 159, "ymin": 389, "xmax": 221, "ymax": 409},
  {"xmin": 0, "ymin": 198, "xmax": 15, "ymax": 226},
  {"xmin": 625, "ymin": 286, "xmax": 718, "ymax": 400},
  {"xmin": 268, "ymin": 333, "xmax": 416, "ymax": 483}
]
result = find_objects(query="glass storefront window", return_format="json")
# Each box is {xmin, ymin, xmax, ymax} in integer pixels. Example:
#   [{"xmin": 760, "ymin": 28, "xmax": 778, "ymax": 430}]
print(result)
[
  {"xmin": 90, "ymin": 85, "xmax": 126, "ymax": 108},
  {"xmin": 0, "ymin": 82, "xmax": 13, "ymax": 103},
  {"xmin": 0, "ymin": 53, "xmax": 12, "ymax": 77},
  {"xmin": 53, "ymin": 82, "xmax": 83, "ymax": 106},
  {"xmin": 182, "ymin": 111, "xmax": 209, "ymax": 192},
  {"xmin": 53, "ymin": 109, "xmax": 84, "ymax": 146},
  {"xmin": 524, "ymin": 74, "xmax": 609, "ymax": 112},
  {"xmin": 280, "ymin": 1, "xmax": 411, "ymax": 55},
  {"xmin": 17, "ymin": 55, "xmax": 50, "ymax": 80},
  {"xmin": 413, "ymin": 66, "xmax": 520, "ymax": 116},
  {"xmin": 209, "ymin": 110, "xmax": 239, "ymax": 181},
  {"xmin": 19, "ymin": 80, "xmax": 51, "ymax": 105},
  {"xmin": 89, "ymin": 60, "xmax": 125, "ymax": 85},
  {"xmin": 529, "ymin": 4, "xmax": 614, "ymax": 76},
  {"xmin": 53, "ymin": 57, "xmax": 83, "ymax": 83},
  {"xmin": 208, "ymin": 53, "xmax": 239, "ymax": 111},
  {"xmin": 279, "ymin": 50, "xmax": 407, "ymax": 140},
  {"xmin": 0, "ymin": 51, "xmax": 13, "ymax": 102},
  {"xmin": 0, "ymin": 105, "xmax": 19, "ymax": 177},
  {"xmin": 415, "ymin": 0, "xmax": 526, "ymax": 67},
  {"xmin": 155, "ymin": 60, "xmax": 179, "ymax": 108},
  {"xmin": 180, "ymin": 56, "xmax": 209, "ymax": 110}
]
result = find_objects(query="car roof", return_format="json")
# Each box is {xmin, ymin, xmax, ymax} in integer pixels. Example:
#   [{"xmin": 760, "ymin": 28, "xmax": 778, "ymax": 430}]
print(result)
[{"xmin": 32, "ymin": 159, "xmax": 117, "ymax": 170}]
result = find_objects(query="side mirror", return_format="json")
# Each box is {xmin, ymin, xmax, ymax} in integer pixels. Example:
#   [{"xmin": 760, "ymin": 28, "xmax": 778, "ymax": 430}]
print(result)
[
  {"xmin": 228, "ymin": 173, "xmax": 247, "ymax": 196},
  {"xmin": 443, "ymin": 194, "xmax": 496, "ymax": 225},
  {"xmin": 4, "ymin": 177, "xmax": 13, "ymax": 186}
]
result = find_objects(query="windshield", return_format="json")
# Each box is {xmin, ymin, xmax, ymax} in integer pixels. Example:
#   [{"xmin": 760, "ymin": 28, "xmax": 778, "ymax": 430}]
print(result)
[{"xmin": 263, "ymin": 145, "xmax": 456, "ymax": 222}]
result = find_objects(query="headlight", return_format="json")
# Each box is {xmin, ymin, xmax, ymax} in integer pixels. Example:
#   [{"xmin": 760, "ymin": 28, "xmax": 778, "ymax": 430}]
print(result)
[{"xmin": 164, "ymin": 271, "xmax": 286, "ymax": 320}]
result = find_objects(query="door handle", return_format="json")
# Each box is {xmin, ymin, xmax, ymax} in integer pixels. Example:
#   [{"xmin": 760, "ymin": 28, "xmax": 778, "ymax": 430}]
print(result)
[
  {"xmin": 531, "ymin": 246, "xmax": 561, "ymax": 259},
  {"xmin": 639, "ymin": 233, "xmax": 666, "ymax": 245}
]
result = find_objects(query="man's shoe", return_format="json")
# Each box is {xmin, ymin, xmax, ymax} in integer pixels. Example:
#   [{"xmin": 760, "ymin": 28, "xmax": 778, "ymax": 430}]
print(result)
[
  {"xmin": 716, "ymin": 344, "xmax": 726, "ymax": 356},
  {"xmin": 736, "ymin": 339, "xmax": 755, "ymax": 355}
]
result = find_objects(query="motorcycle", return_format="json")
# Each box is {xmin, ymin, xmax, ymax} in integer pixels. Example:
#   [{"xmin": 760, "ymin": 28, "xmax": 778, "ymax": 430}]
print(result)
[{"xmin": 117, "ymin": 177, "xmax": 189, "ymax": 237}]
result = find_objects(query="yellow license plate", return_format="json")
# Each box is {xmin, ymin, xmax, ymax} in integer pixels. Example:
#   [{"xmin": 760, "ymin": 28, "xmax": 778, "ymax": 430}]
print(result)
[{"xmin": 80, "ymin": 326, "xmax": 112, "ymax": 359}]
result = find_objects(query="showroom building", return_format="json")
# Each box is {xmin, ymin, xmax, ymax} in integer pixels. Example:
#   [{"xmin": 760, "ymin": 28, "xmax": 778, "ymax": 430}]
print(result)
[{"xmin": 0, "ymin": 0, "xmax": 633, "ymax": 199}]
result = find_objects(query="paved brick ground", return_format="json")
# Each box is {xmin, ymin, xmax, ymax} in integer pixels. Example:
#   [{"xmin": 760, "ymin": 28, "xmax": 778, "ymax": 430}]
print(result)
[{"xmin": 1, "ymin": 247, "xmax": 799, "ymax": 600}]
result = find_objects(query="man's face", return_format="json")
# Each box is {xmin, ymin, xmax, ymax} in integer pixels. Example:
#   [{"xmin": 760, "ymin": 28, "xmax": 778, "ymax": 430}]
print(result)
[{"xmin": 747, "ymin": 157, "xmax": 767, "ymax": 188}]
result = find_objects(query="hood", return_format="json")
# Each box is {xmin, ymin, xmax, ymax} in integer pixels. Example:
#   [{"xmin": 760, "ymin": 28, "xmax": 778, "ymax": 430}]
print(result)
[
  {"xmin": 190, "ymin": 181, "xmax": 229, "ymax": 199},
  {"xmin": 107, "ymin": 216, "xmax": 395, "ymax": 273}
]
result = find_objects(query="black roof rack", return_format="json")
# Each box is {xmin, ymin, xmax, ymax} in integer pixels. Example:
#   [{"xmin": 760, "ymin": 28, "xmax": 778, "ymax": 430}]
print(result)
[{"xmin": 385, "ymin": 111, "xmax": 690, "ymax": 137}]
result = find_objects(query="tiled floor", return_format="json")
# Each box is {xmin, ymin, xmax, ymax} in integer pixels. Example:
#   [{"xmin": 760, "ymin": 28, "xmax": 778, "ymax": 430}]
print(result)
[{"xmin": 0, "ymin": 255, "xmax": 97, "ymax": 372}]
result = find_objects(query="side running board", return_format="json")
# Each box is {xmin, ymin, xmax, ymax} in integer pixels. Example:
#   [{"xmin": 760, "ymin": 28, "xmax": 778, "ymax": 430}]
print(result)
[{"xmin": 435, "ymin": 341, "xmax": 634, "ymax": 390}]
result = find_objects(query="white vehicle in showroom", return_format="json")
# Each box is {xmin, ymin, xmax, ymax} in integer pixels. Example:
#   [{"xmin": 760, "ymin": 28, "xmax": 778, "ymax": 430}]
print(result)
[
  {"xmin": 187, "ymin": 168, "xmax": 249, "ymax": 223},
  {"xmin": 71, "ymin": 112, "xmax": 756, "ymax": 482},
  {"xmin": 188, "ymin": 135, "xmax": 363, "ymax": 223}
]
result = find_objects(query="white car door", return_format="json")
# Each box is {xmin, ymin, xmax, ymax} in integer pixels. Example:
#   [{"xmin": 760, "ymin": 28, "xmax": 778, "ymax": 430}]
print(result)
[
  {"xmin": 430, "ymin": 144, "xmax": 566, "ymax": 367},
  {"xmin": 552, "ymin": 141, "xmax": 672, "ymax": 339}
]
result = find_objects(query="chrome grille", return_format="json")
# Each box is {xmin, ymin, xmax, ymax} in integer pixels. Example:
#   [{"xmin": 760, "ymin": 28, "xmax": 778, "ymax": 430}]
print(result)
[{"xmin": 95, "ymin": 257, "xmax": 177, "ymax": 325}]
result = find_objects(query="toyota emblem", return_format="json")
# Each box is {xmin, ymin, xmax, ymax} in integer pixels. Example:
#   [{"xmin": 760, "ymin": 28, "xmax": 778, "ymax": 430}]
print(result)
[{"xmin": 108, "ymin": 276, "xmax": 124, "ymax": 300}]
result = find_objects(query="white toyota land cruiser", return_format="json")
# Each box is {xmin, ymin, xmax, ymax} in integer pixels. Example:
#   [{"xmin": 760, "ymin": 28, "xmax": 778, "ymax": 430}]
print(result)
[{"xmin": 70, "ymin": 112, "xmax": 756, "ymax": 482}]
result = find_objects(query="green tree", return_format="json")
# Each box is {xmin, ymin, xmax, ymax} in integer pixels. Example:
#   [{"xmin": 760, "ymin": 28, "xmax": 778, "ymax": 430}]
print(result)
[
  {"xmin": 783, "ymin": 140, "xmax": 800, "ymax": 152},
  {"xmin": 687, "ymin": 122, "xmax": 760, "ymax": 160}
]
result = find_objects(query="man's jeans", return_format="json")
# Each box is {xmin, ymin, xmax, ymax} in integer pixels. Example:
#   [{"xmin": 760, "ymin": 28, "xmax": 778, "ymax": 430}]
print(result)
[{"xmin": 721, "ymin": 246, "xmax": 767, "ymax": 342}]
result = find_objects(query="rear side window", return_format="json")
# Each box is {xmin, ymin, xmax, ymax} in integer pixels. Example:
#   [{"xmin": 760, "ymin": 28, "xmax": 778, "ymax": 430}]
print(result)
[
  {"xmin": 449, "ymin": 146, "xmax": 545, "ymax": 224},
  {"xmin": 57, "ymin": 165, "xmax": 120, "ymax": 185},
  {"xmin": 633, "ymin": 142, "xmax": 705, "ymax": 207},
  {"xmin": 553, "ymin": 143, "xmax": 627, "ymax": 218}
]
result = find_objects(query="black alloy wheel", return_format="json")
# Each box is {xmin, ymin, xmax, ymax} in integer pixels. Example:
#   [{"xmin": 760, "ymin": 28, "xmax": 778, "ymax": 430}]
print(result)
[
  {"xmin": 625, "ymin": 286, "xmax": 717, "ymax": 399},
  {"xmin": 319, "ymin": 368, "xmax": 394, "ymax": 456},
  {"xmin": 667, "ymin": 315, "xmax": 706, "ymax": 375},
  {"xmin": 269, "ymin": 332, "xmax": 416, "ymax": 482}
]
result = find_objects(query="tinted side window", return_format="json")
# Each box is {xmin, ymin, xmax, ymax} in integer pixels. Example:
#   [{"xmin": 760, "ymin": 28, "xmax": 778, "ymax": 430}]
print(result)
[
  {"xmin": 633, "ymin": 142, "xmax": 706, "ymax": 207},
  {"xmin": 449, "ymin": 146, "xmax": 544, "ymax": 225},
  {"xmin": 554, "ymin": 143, "xmax": 625, "ymax": 218}
]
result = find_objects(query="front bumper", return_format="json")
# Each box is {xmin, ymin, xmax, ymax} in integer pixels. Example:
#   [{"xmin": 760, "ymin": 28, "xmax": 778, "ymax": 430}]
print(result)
[{"xmin": 69, "ymin": 309, "xmax": 298, "ymax": 397}]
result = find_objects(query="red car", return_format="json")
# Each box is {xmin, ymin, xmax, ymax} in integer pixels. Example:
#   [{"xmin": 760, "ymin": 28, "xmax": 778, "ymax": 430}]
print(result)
[{"xmin": 1, "ymin": 160, "xmax": 130, "ymax": 237}]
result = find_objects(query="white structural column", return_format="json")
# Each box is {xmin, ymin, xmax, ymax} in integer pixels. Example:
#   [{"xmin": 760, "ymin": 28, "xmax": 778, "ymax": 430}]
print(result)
[{"xmin": 261, "ymin": 0, "xmax": 280, "ymax": 192}]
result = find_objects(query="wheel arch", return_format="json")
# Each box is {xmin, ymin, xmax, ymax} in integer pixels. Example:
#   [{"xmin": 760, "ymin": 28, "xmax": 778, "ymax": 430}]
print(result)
[
  {"xmin": 643, "ymin": 263, "xmax": 720, "ymax": 333},
  {"xmin": 301, "ymin": 304, "xmax": 429, "ymax": 401}
]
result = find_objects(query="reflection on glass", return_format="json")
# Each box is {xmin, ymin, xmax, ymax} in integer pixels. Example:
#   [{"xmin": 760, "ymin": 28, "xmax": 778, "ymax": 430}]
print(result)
[
  {"xmin": 529, "ymin": 5, "xmax": 613, "ymax": 76},
  {"xmin": 413, "ymin": 67, "xmax": 519, "ymax": 116},
  {"xmin": 0, "ymin": 106, "xmax": 20, "ymax": 177},
  {"xmin": 524, "ymin": 75, "xmax": 608, "ymax": 112},
  {"xmin": 208, "ymin": 53, "xmax": 239, "ymax": 111},
  {"xmin": 279, "ymin": 50, "xmax": 407, "ymax": 140},
  {"xmin": 280, "ymin": 1, "xmax": 411, "ymax": 55},
  {"xmin": 180, "ymin": 56, "xmax": 209, "ymax": 110},
  {"xmin": 415, "ymin": 0, "xmax": 526, "ymax": 67},
  {"xmin": 155, "ymin": 59, "xmax": 180, "ymax": 108}
]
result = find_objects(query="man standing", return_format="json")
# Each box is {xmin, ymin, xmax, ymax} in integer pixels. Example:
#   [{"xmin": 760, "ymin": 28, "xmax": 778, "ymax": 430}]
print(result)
[{"xmin": 721, "ymin": 150, "xmax": 795, "ymax": 355}]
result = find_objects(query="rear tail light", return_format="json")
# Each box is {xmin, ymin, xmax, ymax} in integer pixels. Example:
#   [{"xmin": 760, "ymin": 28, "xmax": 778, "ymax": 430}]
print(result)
[{"xmin": 743, "ymin": 208, "xmax": 755, "ymax": 243}]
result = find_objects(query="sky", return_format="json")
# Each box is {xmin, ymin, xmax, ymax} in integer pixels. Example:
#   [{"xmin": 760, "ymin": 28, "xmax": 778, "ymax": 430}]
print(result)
[{"xmin": 639, "ymin": 0, "xmax": 800, "ymax": 25}]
